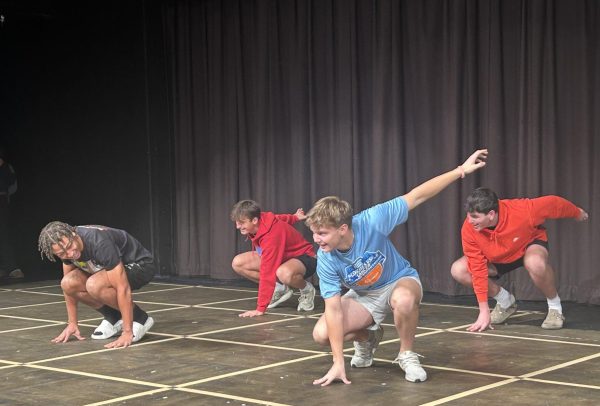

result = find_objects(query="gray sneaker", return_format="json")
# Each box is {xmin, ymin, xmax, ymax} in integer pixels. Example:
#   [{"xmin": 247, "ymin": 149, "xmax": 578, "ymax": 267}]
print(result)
[
  {"xmin": 297, "ymin": 282, "xmax": 316, "ymax": 312},
  {"xmin": 490, "ymin": 294, "xmax": 517, "ymax": 324},
  {"xmin": 541, "ymin": 309, "xmax": 565, "ymax": 329},
  {"xmin": 350, "ymin": 326, "xmax": 383, "ymax": 368},
  {"xmin": 267, "ymin": 286, "xmax": 293, "ymax": 309},
  {"xmin": 394, "ymin": 351, "xmax": 427, "ymax": 382}
]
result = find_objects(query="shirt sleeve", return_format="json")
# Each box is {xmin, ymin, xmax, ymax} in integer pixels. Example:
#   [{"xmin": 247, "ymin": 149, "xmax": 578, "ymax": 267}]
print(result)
[
  {"xmin": 255, "ymin": 231, "xmax": 286, "ymax": 312},
  {"xmin": 461, "ymin": 222, "xmax": 489, "ymax": 303},
  {"xmin": 360, "ymin": 196, "xmax": 409, "ymax": 236},
  {"xmin": 316, "ymin": 251, "xmax": 343, "ymax": 299},
  {"xmin": 529, "ymin": 196, "xmax": 581, "ymax": 225},
  {"xmin": 274, "ymin": 213, "xmax": 298, "ymax": 225}
]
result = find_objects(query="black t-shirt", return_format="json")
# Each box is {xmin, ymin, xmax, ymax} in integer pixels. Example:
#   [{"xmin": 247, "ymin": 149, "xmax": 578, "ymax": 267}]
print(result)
[{"xmin": 63, "ymin": 225, "xmax": 153, "ymax": 274}]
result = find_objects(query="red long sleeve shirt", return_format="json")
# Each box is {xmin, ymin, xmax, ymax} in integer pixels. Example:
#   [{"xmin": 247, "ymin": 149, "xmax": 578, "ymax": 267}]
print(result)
[
  {"xmin": 461, "ymin": 196, "xmax": 581, "ymax": 302},
  {"xmin": 249, "ymin": 212, "xmax": 315, "ymax": 312}
]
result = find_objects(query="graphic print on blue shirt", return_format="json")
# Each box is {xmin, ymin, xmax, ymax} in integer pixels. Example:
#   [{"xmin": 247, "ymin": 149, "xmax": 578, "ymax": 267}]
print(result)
[{"xmin": 345, "ymin": 251, "xmax": 386, "ymax": 287}]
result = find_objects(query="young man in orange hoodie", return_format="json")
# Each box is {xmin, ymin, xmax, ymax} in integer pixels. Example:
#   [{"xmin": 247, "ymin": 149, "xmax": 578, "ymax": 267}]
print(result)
[
  {"xmin": 231, "ymin": 200, "xmax": 317, "ymax": 317},
  {"xmin": 451, "ymin": 188, "xmax": 589, "ymax": 332}
]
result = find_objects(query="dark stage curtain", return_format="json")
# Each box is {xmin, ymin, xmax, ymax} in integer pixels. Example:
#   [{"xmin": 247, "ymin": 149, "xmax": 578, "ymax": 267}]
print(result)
[{"xmin": 164, "ymin": 0, "xmax": 599, "ymax": 304}]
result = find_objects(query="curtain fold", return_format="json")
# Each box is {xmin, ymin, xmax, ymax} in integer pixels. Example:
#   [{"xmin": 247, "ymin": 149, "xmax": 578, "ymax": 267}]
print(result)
[{"xmin": 166, "ymin": 0, "xmax": 599, "ymax": 304}]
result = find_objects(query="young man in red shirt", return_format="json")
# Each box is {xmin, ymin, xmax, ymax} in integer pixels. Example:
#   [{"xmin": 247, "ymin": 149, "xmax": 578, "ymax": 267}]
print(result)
[
  {"xmin": 451, "ymin": 188, "xmax": 589, "ymax": 332},
  {"xmin": 231, "ymin": 200, "xmax": 317, "ymax": 317}
]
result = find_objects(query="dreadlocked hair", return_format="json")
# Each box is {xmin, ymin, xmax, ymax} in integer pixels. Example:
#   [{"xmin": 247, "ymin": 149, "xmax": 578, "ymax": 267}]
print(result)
[{"xmin": 38, "ymin": 221, "xmax": 76, "ymax": 262}]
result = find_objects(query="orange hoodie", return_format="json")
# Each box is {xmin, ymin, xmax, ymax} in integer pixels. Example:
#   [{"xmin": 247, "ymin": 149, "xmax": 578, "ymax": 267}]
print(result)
[{"xmin": 461, "ymin": 196, "xmax": 581, "ymax": 302}]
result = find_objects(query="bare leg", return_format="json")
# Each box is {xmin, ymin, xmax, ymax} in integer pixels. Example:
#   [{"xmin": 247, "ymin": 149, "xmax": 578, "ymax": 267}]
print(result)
[
  {"xmin": 231, "ymin": 251, "xmax": 261, "ymax": 284},
  {"xmin": 390, "ymin": 278, "xmax": 422, "ymax": 353},
  {"xmin": 276, "ymin": 258, "xmax": 309, "ymax": 289},
  {"xmin": 523, "ymin": 245, "xmax": 557, "ymax": 298},
  {"xmin": 61, "ymin": 269, "xmax": 103, "ymax": 309},
  {"xmin": 450, "ymin": 256, "xmax": 501, "ymax": 297},
  {"xmin": 313, "ymin": 297, "xmax": 374, "ymax": 346},
  {"xmin": 85, "ymin": 271, "xmax": 124, "ymax": 309}
]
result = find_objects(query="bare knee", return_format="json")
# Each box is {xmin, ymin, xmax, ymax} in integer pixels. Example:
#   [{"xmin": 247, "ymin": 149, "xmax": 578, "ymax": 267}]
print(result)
[
  {"xmin": 60, "ymin": 272, "xmax": 85, "ymax": 295},
  {"xmin": 524, "ymin": 256, "xmax": 548, "ymax": 278},
  {"xmin": 312, "ymin": 321, "xmax": 329, "ymax": 346},
  {"xmin": 85, "ymin": 274, "xmax": 105, "ymax": 298},
  {"xmin": 390, "ymin": 289, "xmax": 418, "ymax": 315},
  {"xmin": 275, "ymin": 266, "xmax": 291, "ymax": 285},
  {"xmin": 450, "ymin": 258, "xmax": 471, "ymax": 285},
  {"xmin": 231, "ymin": 254, "xmax": 245, "ymax": 274}
]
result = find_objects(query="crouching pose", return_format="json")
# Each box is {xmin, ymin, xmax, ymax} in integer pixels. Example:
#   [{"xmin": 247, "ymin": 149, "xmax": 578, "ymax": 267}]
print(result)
[
  {"xmin": 306, "ymin": 149, "xmax": 488, "ymax": 386},
  {"xmin": 38, "ymin": 222, "xmax": 155, "ymax": 348},
  {"xmin": 451, "ymin": 188, "xmax": 589, "ymax": 331},
  {"xmin": 231, "ymin": 200, "xmax": 317, "ymax": 316}
]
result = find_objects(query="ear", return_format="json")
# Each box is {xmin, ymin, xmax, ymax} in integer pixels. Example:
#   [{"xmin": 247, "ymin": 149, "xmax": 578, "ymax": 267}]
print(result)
[
  {"xmin": 251, "ymin": 217, "xmax": 259, "ymax": 225},
  {"xmin": 338, "ymin": 223, "xmax": 349, "ymax": 233}
]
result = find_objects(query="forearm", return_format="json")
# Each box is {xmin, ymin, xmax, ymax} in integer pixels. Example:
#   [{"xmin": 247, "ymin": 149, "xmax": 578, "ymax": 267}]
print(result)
[
  {"xmin": 325, "ymin": 299, "xmax": 345, "ymax": 364},
  {"xmin": 64, "ymin": 294, "xmax": 79, "ymax": 324},
  {"xmin": 406, "ymin": 167, "xmax": 463, "ymax": 210}
]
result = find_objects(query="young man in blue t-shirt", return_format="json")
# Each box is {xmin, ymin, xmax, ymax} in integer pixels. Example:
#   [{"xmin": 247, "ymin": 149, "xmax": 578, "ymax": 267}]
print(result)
[{"xmin": 305, "ymin": 149, "xmax": 488, "ymax": 386}]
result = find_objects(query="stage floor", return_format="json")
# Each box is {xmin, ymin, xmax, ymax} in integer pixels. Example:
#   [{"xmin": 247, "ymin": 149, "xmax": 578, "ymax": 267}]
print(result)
[{"xmin": 1, "ymin": 280, "xmax": 599, "ymax": 405}]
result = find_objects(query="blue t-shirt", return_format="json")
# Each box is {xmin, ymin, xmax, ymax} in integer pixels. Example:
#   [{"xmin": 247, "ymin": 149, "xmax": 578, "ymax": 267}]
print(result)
[{"xmin": 317, "ymin": 196, "xmax": 418, "ymax": 299}]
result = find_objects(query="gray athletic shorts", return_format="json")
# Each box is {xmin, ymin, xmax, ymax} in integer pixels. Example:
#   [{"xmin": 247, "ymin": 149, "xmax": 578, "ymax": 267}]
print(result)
[{"xmin": 343, "ymin": 276, "xmax": 423, "ymax": 330}]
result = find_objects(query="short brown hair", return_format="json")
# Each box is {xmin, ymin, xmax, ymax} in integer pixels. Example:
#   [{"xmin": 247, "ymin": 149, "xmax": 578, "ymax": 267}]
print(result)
[
  {"xmin": 230, "ymin": 200, "xmax": 261, "ymax": 221},
  {"xmin": 305, "ymin": 196, "xmax": 353, "ymax": 229},
  {"xmin": 465, "ymin": 188, "xmax": 499, "ymax": 214}
]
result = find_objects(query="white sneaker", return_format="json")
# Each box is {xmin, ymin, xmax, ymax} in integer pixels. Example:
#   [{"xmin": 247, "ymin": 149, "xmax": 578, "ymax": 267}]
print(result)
[
  {"xmin": 267, "ymin": 286, "xmax": 293, "ymax": 309},
  {"xmin": 297, "ymin": 282, "xmax": 316, "ymax": 311},
  {"xmin": 132, "ymin": 316, "xmax": 154, "ymax": 343},
  {"xmin": 91, "ymin": 319, "xmax": 123, "ymax": 340},
  {"xmin": 350, "ymin": 326, "xmax": 384, "ymax": 368},
  {"xmin": 394, "ymin": 351, "xmax": 427, "ymax": 382}
]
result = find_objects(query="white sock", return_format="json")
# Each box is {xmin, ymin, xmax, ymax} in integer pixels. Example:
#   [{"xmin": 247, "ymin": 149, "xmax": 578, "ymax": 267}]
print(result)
[
  {"xmin": 493, "ymin": 288, "xmax": 513, "ymax": 308},
  {"xmin": 547, "ymin": 294, "xmax": 562, "ymax": 313},
  {"xmin": 300, "ymin": 281, "xmax": 313, "ymax": 293},
  {"xmin": 274, "ymin": 282, "xmax": 285, "ymax": 293}
]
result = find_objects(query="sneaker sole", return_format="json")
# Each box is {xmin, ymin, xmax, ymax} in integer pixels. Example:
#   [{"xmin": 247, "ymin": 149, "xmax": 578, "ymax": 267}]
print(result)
[
  {"xmin": 267, "ymin": 290, "xmax": 293, "ymax": 309},
  {"xmin": 350, "ymin": 359, "xmax": 373, "ymax": 368}
]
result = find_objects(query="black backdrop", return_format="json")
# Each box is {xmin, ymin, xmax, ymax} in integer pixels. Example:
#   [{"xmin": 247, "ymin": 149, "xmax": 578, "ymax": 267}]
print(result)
[
  {"xmin": 0, "ymin": 1, "xmax": 172, "ymax": 279},
  {"xmin": 1, "ymin": 0, "xmax": 598, "ymax": 304}
]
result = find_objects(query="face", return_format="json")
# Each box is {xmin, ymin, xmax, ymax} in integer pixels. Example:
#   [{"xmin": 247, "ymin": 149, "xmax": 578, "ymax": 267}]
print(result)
[
  {"xmin": 310, "ymin": 224, "xmax": 350, "ymax": 252},
  {"xmin": 467, "ymin": 211, "xmax": 497, "ymax": 232},
  {"xmin": 235, "ymin": 217, "xmax": 259, "ymax": 235},
  {"xmin": 51, "ymin": 235, "xmax": 83, "ymax": 260}
]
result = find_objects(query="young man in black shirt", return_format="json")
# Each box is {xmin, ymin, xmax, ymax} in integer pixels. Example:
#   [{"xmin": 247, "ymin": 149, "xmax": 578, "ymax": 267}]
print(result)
[{"xmin": 38, "ymin": 221, "xmax": 155, "ymax": 348}]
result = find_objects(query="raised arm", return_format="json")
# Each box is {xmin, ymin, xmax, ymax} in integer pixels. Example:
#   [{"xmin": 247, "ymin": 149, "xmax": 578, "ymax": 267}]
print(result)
[{"xmin": 402, "ymin": 149, "xmax": 488, "ymax": 211}]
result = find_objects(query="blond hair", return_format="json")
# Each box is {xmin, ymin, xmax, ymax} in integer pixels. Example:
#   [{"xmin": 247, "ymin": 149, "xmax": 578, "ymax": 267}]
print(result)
[{"xmin": 305, "ymin": 196, "xmax": 353, "ymax": 229}]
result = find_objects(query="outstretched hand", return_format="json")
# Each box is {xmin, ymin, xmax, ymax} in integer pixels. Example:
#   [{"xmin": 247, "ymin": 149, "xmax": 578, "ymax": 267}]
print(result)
[
  {"xmin": 460, "ymin": 149, "xmax": 488, "ymax": 176},
  {"xmin": 577, "ymin": 208, "xmax": 589, "ymax": 222},
  {"xmin": 295, "ymin": 208, "xmax": 307, "ymax": 221}
]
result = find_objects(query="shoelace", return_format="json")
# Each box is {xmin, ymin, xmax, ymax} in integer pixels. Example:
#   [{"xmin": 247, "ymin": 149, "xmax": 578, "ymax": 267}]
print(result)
[{"xmin": 393, "ymin": 352, "xmax": 424, "ymax": 369}]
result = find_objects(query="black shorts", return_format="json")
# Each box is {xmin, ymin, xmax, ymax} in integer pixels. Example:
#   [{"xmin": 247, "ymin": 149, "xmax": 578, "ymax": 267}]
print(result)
[
  {"xmin": 124, "ymin": 260, "xmax": 156, "ymax": 290},
  {"xmin": 296, "ymin": 254, "xmax": 317, "ymax": 279},
  {"xmin": 491, "ymin": 240, "xmax": 549, "ymax": 279}
]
